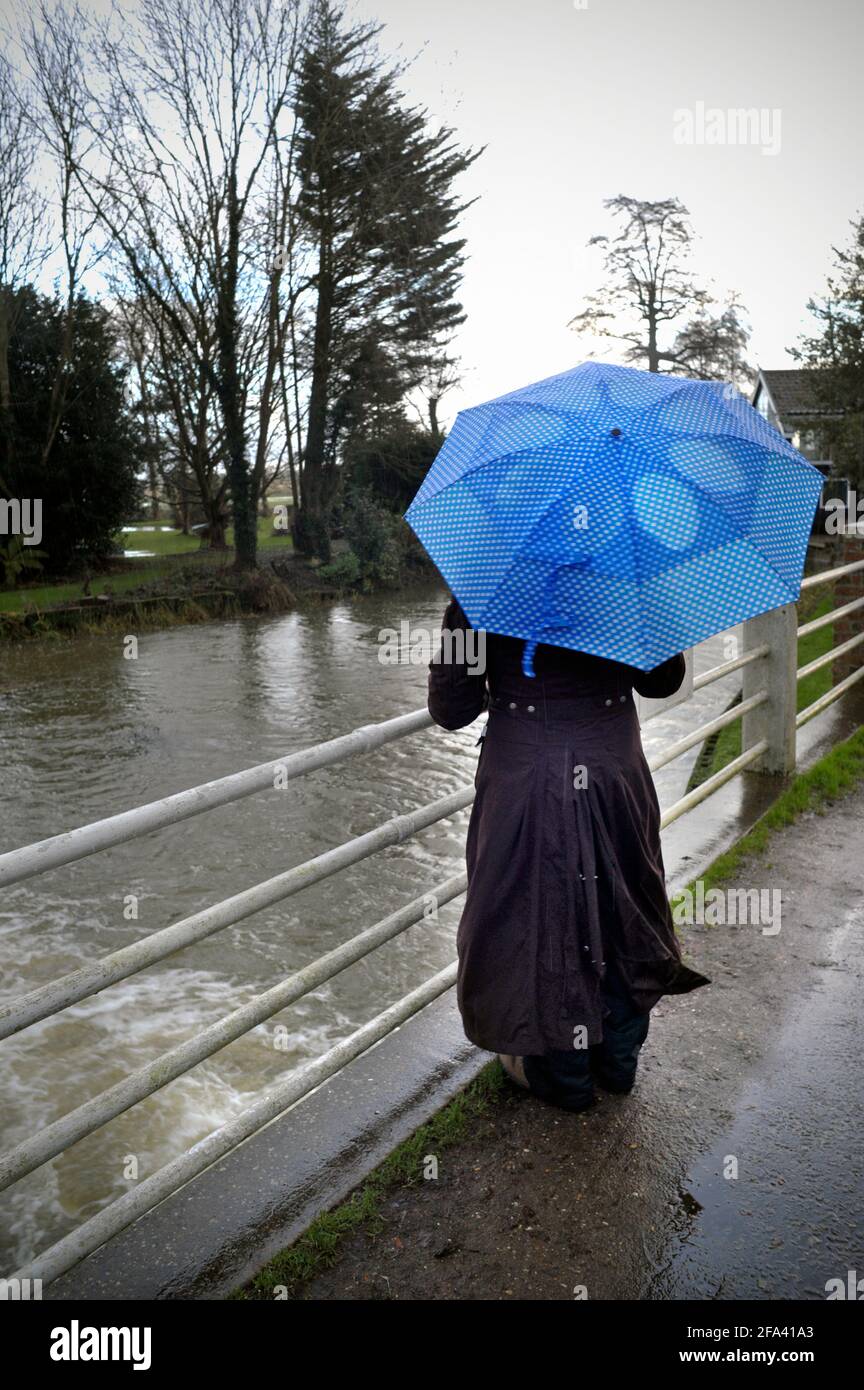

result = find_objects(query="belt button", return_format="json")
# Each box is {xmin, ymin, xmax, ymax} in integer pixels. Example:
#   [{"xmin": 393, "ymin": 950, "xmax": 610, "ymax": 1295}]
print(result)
[{"xmin": 604, "ymin": 698, "xmax": 612, "ymax": 706}]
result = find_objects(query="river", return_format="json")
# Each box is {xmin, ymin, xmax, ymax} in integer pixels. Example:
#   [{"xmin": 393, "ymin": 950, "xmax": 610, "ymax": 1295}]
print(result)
[{"xmin": 0, "ymin": 581, "xmax": 736, "ymax": 1269}]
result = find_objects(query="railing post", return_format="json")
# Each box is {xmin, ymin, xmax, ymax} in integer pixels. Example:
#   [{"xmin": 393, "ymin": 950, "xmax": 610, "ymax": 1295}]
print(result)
[
  {"xmin": 742, "ymin": 604, "xmax": 798, "ymax": 774},
  {"xmin": 834, "ymin": 528, "xmax": 864, "ymax": 683}
]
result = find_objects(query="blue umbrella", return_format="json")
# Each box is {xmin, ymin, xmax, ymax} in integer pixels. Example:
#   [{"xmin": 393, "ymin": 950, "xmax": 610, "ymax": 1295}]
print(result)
[{"xmin": 405, "ymin": 361, "xmax": 824, "ymax": 675}]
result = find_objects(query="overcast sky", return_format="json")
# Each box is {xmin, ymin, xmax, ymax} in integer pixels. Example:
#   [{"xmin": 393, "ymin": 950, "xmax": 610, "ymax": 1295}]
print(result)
[
  {"xmin": 11, "ymin": 0, "xmax": 861, "ymax": 430},
  {"xmin": 350, "ymin": 0, "xmax": 864, "ymax": 426}
]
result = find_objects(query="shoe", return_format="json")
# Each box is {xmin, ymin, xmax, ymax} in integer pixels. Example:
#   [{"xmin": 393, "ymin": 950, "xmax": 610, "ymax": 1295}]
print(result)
[
  {"xmin": 594, "ymin": 1072, "xmax": 635, "ymax": 1094},
  {"xmin": 589, "ymin": 1060, "xmax": 636, "ymax": 1094},
  {"xmin": 518, "ymin": 1054, "xmax": 597, "ymax": 1113},
  {"xmin": 588, "ymin": 1042, "xmax": 637, "ymax": 1094},
  {"xmin": 498, "ymin": 1053, "xmax": 530, "ymax": 1090}
]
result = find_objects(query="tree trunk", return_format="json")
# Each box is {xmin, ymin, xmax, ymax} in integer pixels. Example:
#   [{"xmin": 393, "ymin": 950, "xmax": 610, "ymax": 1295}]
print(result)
[
  {"xmin": 0, "ymin": 291, "xmax": 14, "ymax": 493},
  {"xmin": 647, "ymin": 288, "xmax": 659, "ymax": 373},
  {"xmin": 294, "ymin": 227, "xmax": 333, "ymax": 562},
  {"xmin": 204, "ymin": 496, "xmax": 228, "ymax": 550},
  {"xmin": 216, "ymin": 175, "xmax": 257, "ymax": 572}
]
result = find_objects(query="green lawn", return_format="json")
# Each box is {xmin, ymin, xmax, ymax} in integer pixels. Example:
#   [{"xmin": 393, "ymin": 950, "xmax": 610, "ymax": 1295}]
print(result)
[
  {"xmin": 0, "ymin": 563, "xmax": 179, "ymax": 612},
  {"xmin": 0, "ymin": 517, "xmax": 293, "ymax": 613},
  {"xmin": 124, "ymin": 517, "xmax": 293, "ymax": 557},
  {"xmin": 121, "ymin": 524, "xmax": 201, "ymax": 557}
]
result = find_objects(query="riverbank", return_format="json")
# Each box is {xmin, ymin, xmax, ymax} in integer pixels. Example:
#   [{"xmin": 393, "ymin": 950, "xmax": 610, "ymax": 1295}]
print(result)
[
  {"xmin": 236, "ymin": 725, "xmax": 864, "ymax": 1300},
  {"xmin": 0, "ymin": 544, "xmax": 435, "ymax": 642}
]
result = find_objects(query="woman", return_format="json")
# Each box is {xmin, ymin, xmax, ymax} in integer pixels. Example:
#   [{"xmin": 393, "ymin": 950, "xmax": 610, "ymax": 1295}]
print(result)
[{"xmin": 428, "ymin": 595, "xmax": 709, "ymax": 1113}]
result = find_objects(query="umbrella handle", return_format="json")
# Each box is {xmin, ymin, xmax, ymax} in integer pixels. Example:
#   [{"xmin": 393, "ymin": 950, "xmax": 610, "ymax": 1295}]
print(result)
[{"xmin": 522, "ymin": 564, "xmax": 564, "ymax": 677}]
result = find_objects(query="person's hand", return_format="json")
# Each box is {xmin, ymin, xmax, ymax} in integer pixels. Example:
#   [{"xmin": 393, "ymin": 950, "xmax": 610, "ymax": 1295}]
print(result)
[{"xmin": 442, "ymin": 595, "xmax": 471, "ymax": 630}]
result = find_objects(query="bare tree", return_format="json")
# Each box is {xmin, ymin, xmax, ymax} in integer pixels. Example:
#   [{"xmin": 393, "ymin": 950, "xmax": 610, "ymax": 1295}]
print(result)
[
  {"xmin": 23, "ymin": 1, "xmax": 107, "ymax": 471},
  {"xmin": 73, "ymin": 0, "xmax": 304, "ymax": 570},
  {"xmin": 668, "ymin": 298, "xmax": 752, "ymax": 390},
  {"xmin": 569, "ymin": 195, "xmax": 750, "ymax": 382},
  {"xmin": 0, "ymin": 52, "xmax": 48, "ymax": 490},
  {"xmin": 418, "ymin": 351, "xmax": 462, "ymax": 440},
  {"xmin": 114, "ymin": 291, "xmax": 231, "ymax": 541}
]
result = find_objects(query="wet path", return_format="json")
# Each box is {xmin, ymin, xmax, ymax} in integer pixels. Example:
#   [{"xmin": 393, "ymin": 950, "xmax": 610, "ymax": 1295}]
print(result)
[{"xmin": 295, "ymin": 781, "xmax": 864, "ymax": 1300}]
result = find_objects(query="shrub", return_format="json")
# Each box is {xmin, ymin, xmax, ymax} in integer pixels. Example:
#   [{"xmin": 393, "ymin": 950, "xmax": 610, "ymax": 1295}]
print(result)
[
  {"xmin": 318, "ymin": 550, "xmax": 362, "ymax": 587},
  {"xmin": 342, "ymin": 489, "xmax": 401, "ymax": 587}
]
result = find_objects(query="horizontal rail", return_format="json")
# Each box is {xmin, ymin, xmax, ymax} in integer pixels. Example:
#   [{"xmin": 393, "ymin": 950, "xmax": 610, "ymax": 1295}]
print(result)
[
  {"xmin": 796, "ymin": 630, "xmax": 864, "ymax": 683},
  {"xmin": 797, "ymin": 594, "xmax": 864, "ymax": 638},
  {"xmin": 0, "ymin": 787, "xmax": 474, "ymax": 1041},
  {"xmin": 691, "ymin": 644, "xmax": 769, "ymax": 691},
  {"xmin": 0, "ymin": 874, "xmax": 467, "ymax": 1193},
  {"xmin": 800, "ymin": 557, "xmax": 864, "ymax": 591},
  {"xmin": 660, "ymin": 739, "xmax": 769, "ymax": 828},
  {"xmin": 11, "ymin": 961, "xmax": 459, "ymax": 1289},
  {"xmin": 648, "ymin": 690, "xmax": 768, "ymax": 774},
  {"xmin": 0, "ymin": 707, "xmax": 434, "ymax": 889},
  {"xmin": 796, "ymin": 663, "xmax": 864, "ymax": 728}
]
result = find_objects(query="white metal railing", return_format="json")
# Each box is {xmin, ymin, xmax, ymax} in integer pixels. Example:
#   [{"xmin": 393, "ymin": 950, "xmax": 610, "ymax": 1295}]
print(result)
[
  {"xmin": 3, "ymin": 550, "xmax": 864, "ymax": 1287},
  {"xmin": 795, "ymin": 556, "xmax": 864, "ymax": 725},
  {"xmin": 0, "ymin": 708, "xmax": 432, "ymax": 889},
  {"xmin": 1, "ymin": 876, "xmax": 468, "ymax": 1192},
  {"xmin": 0, "ymin": 788, "xmax": 470, "ymax": 1041}
]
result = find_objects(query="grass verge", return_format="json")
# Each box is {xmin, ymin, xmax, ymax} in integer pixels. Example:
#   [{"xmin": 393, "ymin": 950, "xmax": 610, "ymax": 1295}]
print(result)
[
  {"xmin": 674, "ymin": 722, "xmax": 864, "ymax": 908},
  {"xmin": 234, "ymin": 721, "xmax": 864, "ymax": 1302},
  {"xmin": 234, "ymin": 1062, "xmax": 507, "ymax": 1300}
]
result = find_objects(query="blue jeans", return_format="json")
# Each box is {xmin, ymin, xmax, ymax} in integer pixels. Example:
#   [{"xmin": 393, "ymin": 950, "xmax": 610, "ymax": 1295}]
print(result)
[{"xmin": 522, "ymin": 957, "xmax": 650, "ymax": 1112}]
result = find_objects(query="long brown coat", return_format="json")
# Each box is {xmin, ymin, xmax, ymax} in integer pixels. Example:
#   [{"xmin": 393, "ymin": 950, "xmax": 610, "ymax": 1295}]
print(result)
[{"xmin": 428, "ymin": 598, "xmax": 709, "ymax": 1055}]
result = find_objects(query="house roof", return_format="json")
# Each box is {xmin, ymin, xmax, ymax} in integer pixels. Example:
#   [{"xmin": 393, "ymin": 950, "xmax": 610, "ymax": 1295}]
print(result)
[{"xmin": 755, "ymin": 369, "xmax": 831, "ymax": 420}]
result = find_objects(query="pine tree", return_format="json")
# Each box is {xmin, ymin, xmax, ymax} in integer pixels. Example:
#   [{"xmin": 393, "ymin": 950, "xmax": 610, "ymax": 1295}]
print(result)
[
  {"xmin": 794, "ymin": 215, "xmax": 864, "ymax": 487},
  {"xmin": 292, "ymin": 0, "xmax": 480, "ymax": 559}
]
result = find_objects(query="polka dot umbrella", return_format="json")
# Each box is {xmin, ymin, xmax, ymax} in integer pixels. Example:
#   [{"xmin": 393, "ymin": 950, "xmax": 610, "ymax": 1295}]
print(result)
[{"xmin": 404, "ymin": 361, "xmax": 825, "ymax": 675}]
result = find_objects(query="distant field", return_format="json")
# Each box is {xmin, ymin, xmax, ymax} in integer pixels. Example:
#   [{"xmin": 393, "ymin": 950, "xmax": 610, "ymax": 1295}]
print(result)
[
  {"xmin": 121, "ymin": 524, "xmax": 200, "ymax": 557},
  {"xmin": 123, "ymin": 516, "xmax": 293, "ymax": 557}
]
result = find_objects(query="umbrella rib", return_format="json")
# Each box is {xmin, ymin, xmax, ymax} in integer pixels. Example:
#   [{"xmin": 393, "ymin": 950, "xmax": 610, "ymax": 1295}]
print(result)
[
  {"xmin": 614, "ymin": 444, "xmax": 656, "ymax": 666},
  {"xmin": 469, "ymin": 459, "xmax": 618, "ymax": 638},
  {"xmin": 636, "ymin": 430, "xmax": 813, "ymax": 596},
  {"xmin": 411, "ymin": 402, "xmax": 608, "ymax": 508},
  {"xmin": 470, "ymin": 482, "xmax": 588, "ymax": 633},
  {"xmin": 589, "ymin": 376, "xmax": 658, "ymax": 662},
  {"xmin": 621, "ymin": 377, "xmax": 714, "ymax": 433}
]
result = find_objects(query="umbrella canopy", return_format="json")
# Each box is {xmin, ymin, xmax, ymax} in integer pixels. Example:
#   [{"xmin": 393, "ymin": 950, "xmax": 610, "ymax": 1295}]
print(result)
[{"xmin": 405, "ymin": 361, "xmax": 824, "ymax": 674}]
